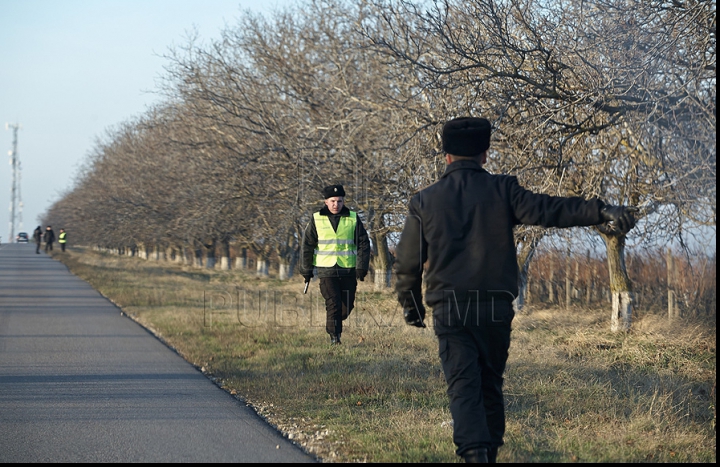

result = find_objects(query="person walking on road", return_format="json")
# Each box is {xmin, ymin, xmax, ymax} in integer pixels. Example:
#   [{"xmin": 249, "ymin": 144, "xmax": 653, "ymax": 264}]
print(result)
[
  {"xmin": 301, "ymin": 184, "xmax": 371, "ymax": 345},
  {"xmin": 33, "ymin": 226, "xmax": 43, "ymax": 254},
  {"xmin": 393, "ymin": 116, "xmax": 637, "ymax": 463},
  {"xmin": 43, "ymin": 226, "xmax": 55, "ymax": 253},
  {"xmin": 58, "ymin": 228, "xmax": 68, "ymax": 252}
]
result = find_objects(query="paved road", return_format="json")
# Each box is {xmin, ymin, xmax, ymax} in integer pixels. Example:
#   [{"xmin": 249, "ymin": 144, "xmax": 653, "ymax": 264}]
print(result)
[{"xmin": 0, "ymin": 243, "xmax": 316, "ymax": 462}]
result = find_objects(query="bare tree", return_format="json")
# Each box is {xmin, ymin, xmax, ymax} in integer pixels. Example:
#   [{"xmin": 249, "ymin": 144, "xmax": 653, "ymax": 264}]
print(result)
[{"xmin": 367, "ymin": 0, "xmax": 715, "ymax": 330}]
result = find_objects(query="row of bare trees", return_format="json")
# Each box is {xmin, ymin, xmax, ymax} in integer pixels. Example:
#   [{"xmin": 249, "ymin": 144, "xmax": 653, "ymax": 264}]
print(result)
[{"xmin": 43, "ymin": 0, "xmax": 715, "ymax": 331}]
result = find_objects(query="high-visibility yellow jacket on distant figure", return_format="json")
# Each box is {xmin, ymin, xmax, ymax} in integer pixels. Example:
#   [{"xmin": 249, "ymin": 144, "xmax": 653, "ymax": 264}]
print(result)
[
  {"xmin": 313, "ymin": 211, "xmax": 357, "ymax": 268},
  {"xmin": 301, "ymin": 205, "xmax": 371, "ymax": 279}
]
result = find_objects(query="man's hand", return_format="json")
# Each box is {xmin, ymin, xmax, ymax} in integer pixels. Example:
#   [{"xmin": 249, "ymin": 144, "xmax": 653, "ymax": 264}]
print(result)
[
  {"xmin": 302, "ymin": 272, "xmax": 313, "ymax": 283},
  {"xmin": 404, "ymin": 307, "xmax": 427, "ymax": 328},
  {"xmin": 600, "ymin": 205, "xmax": 637, "ymax": 235},
  {"xmin": 356, "ymin": 269, "xmax": 367, "ymax": 281}
]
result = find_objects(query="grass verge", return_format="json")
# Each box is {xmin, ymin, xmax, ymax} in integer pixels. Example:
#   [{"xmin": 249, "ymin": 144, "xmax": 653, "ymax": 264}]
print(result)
[{"xmin": 52, "ymin": 247, "xmax": 716, "ymax": 463}]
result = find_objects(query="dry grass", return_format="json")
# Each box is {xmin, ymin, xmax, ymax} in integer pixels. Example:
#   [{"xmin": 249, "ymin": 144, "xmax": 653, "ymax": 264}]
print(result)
[{"xmin": 52, "ymin": 247, "xmax": 716, "ymax": 463}]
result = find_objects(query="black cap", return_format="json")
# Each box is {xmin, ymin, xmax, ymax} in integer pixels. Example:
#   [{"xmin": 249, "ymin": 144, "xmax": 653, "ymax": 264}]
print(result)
[
  {"xmin": 442, "ymin": 117, "xmax": 492, "ymax": 157},
  {"xmin": 322, "ymin": 184, "xmax": 346, "ymax": 199}
]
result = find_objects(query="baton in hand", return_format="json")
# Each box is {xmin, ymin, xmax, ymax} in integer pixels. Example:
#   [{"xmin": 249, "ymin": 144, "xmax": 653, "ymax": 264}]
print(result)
[{"xmin": 303, "ymin": 281, "xmax": 310, "ymax": 294}]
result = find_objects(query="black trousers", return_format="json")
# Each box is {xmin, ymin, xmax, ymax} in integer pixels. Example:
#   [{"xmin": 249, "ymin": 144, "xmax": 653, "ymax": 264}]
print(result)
[
  {"xmin": 319, "ymin": 275, "xmax": 357, "ymax": 336},
  {"xmin": 35, "ymin": 242, "xmax": 41, "ymax": 253},
  {"xmin": 45, "ymin": 241, "xmax": 53, "ymax": 252},
  {"xmin": 60, "ymin": 242, "xmax": 66, "ymax": 252},
  {"xmin": 432, "ymin": 299, "xmax": 514, "ymax": 458}
]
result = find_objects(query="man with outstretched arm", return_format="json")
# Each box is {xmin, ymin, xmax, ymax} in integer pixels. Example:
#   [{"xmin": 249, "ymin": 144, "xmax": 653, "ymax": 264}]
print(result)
[{"xmin": 394, "ymin": 117, "xmax": 636, "ymax": 463}]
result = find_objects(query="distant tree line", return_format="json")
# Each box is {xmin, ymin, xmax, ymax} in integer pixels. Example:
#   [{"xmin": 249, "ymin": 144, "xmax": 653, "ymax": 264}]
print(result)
[{"xmin": 44, "ymin": 0, "xmax": 715, "ymax": 331}]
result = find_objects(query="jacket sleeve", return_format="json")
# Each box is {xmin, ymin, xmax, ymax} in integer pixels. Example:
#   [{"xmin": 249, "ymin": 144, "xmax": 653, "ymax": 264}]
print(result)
[
  {"xmin": 509, "ymin": 176, "xmax": 605, "ymax": 227},
  {"xmin": 355, "ymin": 217, "xmax": 371, "ymax": 271},
  {"xmin": 393, "ymin": 199, "xmax": 427, "ymax": 315},
  {"xmin": 300, "ymin": 217, "xmax": 318, "ymax": 275}
]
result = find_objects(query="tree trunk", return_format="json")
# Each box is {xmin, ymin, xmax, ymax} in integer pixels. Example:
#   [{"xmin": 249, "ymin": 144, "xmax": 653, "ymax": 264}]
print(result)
[
  {"xmin": 256, "ymin": 256, "xmax": 269, "ymax": 277},
  {"xmin": 602, "ymin": 233, "xmax": 634, "ymax": 332},
  {"xmin": 153, "ymin": 244, "xmax": 163, "ymax": 261},
  {"xmin": 219, "ymin": 238, "xmax": 231, "ymax": 271},
  {"xmin": 204, "ymin": 238, "xmax": 217, "ymax": 269},
  {"xmin": 276, "ymin": 234, "xmax": 298, "ymax": 280},
  {"xmin": 278, "ymin": 246, "xmax": 300, "ymax": 280},
  {"xmin": 278, "ymin": 261, "xmax": 290, "ymax": 280},
  {"xmin": 194, "ymin": 244, "xmax": 204, "ymax": 268},
  {"xmin": 516, "ymin": 236, "xmax": 540, "ymax": 311},
  {"xmin": 370, "ymin": 230, "xmax": 392, "ymax": 290},
  {"xmin": 178, "ymin": 245, "xmax": 188, "ymax": 264},
  {"xmin": 234, "ymin": 247, "xmax": 247, "ymax": 269}
]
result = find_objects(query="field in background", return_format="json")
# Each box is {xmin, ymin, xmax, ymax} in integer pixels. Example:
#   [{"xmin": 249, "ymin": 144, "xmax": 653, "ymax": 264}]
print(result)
[{"xmin": 51, "ymin": 247, "xmax": 716, "ymax": 463}]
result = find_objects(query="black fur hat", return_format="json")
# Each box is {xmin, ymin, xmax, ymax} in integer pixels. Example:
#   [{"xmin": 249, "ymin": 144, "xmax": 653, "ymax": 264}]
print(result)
[
  {"xmin": 442, "ymin": 117, "xmax": 492, "ymax": 157},
  {"xmin": 322, "ymin": 184, "xmax": 346, "ymax": 199}
]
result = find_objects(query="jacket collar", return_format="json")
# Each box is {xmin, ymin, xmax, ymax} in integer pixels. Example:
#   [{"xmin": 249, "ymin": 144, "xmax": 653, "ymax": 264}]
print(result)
[{"xmin": 441, "ymin": 159, "xmax": 487, "ymax": 178}]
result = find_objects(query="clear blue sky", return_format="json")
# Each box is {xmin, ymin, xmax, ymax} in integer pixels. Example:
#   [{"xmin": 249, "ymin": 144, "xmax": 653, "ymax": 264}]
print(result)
[{"xmin": 1, "ymin": 0, "xmax": 295, "ymax": 241}]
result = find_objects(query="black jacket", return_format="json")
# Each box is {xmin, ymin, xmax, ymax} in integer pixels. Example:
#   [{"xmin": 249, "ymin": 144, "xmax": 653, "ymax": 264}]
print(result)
[
  {"xmin": 43, "ymin": 229, "xmax": 55, "ymax": 243},
  {"xmin": 301, "ymin": 206, "xmax": 371, "ymax": 278},
  {"xmin": 33, "ymin": 228, "xmax": 42, "ymax": 243},
  {"xmin": 394, "ymin": 160, "xmax": 605, "ymax": 311}
]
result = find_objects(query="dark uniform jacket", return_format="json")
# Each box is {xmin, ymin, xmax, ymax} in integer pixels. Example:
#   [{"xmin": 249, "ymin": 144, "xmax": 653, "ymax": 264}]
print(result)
[
  {"xmin": 394, "ymin": 160, "xmax": 605, "ymax": 312},
  {"xmin": 43, "ymin": 229, "xmax": 55, "ymax": 244},
  {"xmin": 301, "ymin": 205, "xmax": 371, "ymax": 278}
]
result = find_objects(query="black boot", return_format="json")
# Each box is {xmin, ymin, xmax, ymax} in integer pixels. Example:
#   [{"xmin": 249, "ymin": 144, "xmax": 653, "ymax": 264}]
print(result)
[
  {"xmin": 462, "ymin": 448, "xmax": 488, "ymax": 463},
  {"xmin": 330, "ymin": 334, "xmax": 342, "ymax": 345},
  {"xmin": 487, "ymin": 446, "xmax": 498, "ymax": 463}
]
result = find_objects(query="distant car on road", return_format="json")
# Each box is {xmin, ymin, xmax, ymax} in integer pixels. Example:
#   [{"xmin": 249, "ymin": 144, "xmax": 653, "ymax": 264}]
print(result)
[{"xmin": 16, "ymin": 232, "xmax": 29, "ymax": 243}]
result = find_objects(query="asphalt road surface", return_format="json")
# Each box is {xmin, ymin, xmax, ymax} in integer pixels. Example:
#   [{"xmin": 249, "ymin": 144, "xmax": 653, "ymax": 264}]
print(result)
[{"xmin": 0, "ymin": 243, "xmax": 316, "ymax": 463}]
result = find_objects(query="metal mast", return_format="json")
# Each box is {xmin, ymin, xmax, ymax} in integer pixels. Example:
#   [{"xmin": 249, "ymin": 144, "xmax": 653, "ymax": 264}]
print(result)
[{"xmin": 6, "ymin": 123, "xmax": 21, "ymax": 243}]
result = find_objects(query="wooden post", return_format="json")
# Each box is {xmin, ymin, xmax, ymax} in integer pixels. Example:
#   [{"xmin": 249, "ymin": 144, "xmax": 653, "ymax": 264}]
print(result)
[
  {"xmin": 547, "ymin": 261, "xmax": 555, "ymax": 304},
  {"xmin": 667, "ymin": 248, "xmax": 678, "ymax": 320},
  {"xmin": 565, "ymin": 255, "xmax": 572, "ymax": 310},
  {"xmin": 585, "ymin": 250, "xmax": 593, "ymax": 306}
]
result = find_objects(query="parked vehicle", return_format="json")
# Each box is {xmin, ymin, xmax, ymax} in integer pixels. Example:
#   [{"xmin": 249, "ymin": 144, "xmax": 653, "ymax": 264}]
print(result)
[{"xmin": 16, "ymin": 232, "xmax": 29, "ymax": 243}]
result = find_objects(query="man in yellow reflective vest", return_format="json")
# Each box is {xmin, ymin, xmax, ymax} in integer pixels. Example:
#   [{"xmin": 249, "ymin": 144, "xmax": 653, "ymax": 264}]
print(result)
[
  {"xmin": 301, "ymin": 184, "xmax": 371, "ymax": 345},
  {"xmin": 58, "ymin": 228, "xmax": 68, "ymax": 252}
]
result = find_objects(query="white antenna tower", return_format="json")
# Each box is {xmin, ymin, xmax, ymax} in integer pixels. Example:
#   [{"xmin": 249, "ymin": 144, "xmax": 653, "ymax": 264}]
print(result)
[{"xmin": 6, "ymin": 123, "xmax": 21, "ymax": 242}]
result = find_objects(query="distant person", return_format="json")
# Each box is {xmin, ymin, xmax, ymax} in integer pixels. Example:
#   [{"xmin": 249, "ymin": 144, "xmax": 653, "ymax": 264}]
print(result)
[
  {"xmin": 43, "ymin": 226, "xmax": 55, "ymax": 253},
  {"xmin": 33, "ymin": 226, "xmax": 43, "ymax": 254},
  {"xmin": 300, "ymin": 184, "xmax": 371, "ymax": 345},
  {"xmin": 58, "ymin": 228, "xmax": 68, "ymax": 252}
]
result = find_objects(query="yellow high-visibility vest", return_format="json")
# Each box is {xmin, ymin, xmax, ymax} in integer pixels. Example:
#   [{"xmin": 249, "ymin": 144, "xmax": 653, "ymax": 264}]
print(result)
[
  {"xmin": 313, "ymin": 211, "xmax": 357, "ymax": 268},
  {"xmin": 58, "ymin": 232, "xmax": 67, "ymax": 243}
]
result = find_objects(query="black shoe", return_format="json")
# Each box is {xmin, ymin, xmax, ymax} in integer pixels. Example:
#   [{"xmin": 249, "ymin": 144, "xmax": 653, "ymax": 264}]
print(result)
[
  {"xmin": 487, "ymin": 446, "xmax": 498, "ymax": 463},
  {"xmin": 462, "ymin": 448, "xmax": 488, "ymax": 463},
  {"xmin": 330, "ymin": 334, "xmax": 341, "ymax": 345}
]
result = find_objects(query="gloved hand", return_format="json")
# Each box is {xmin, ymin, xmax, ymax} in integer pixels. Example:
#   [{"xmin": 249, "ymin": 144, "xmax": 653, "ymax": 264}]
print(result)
[
  {"xmin": 356, "ymin": 269, "xmax": 367, "ymax": 281},
  {"xmin": 404, "ymin": 307, "xmax": 427, "ymax": 328},
  {"xmin": 600, "ymin": 205, "xmax": 637, "ymax": 235},
  {"xmin": 302, "ymin": 272, "xmax": 313, "ymax": 283}
]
